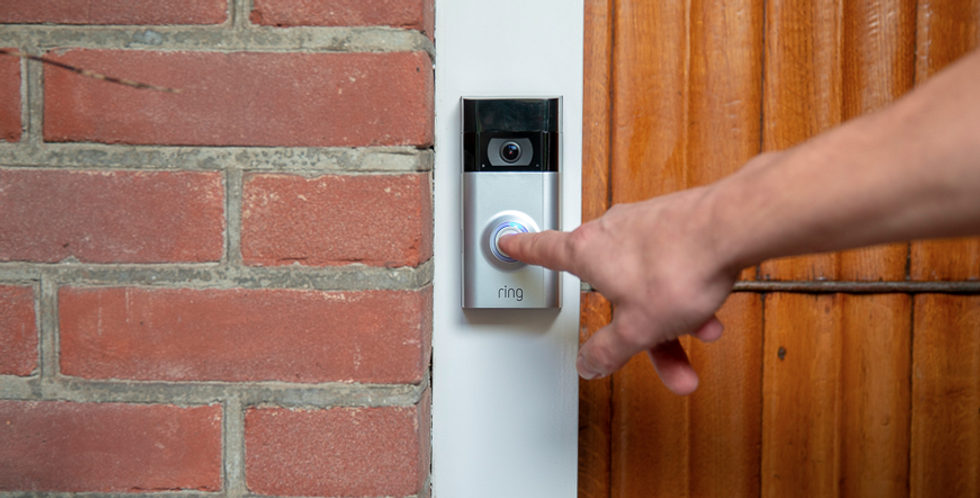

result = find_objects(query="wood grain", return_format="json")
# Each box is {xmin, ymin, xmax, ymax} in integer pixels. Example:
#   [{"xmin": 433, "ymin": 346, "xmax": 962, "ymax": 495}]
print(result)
[
  {"xmin": 762, "ymin": 293, "xmax": 843, "ymax": 497},
  {"xmin": 911, "ymin": 294, "xmax": 980, "ymax": 497},
  {"xmin": 686, "ymin": 0, "xmax": 763, "ymax": 187},
  {"xmin": 760, "ymin": 0, "xmax": 915, "ymax": 281},
  {"xmin": 837, "ymin": 0, "xmax": 915, "ymax": 281},
  {"xmin": 914, "ymin": 0, "xmax": 980, "ymax": 78},
  {"xmin": 912, "ymin": 238, "xmax": 980, "ymax": 281},
  {"xmin": 609, "ymin": 0, "xmax": 688, "ymax": 204},
  {"xmin": 580, "ymin": 4, "xmax": 614, "ymax": 496},
  {"xmin": 579, "ymin": 292, "xmax": 613, "ymax": 498},
  {"xmin": 611, "ymin": 294, "xmax": 763, "ymax": 497},
  {"xmin": 839, "ymin": 294, "xmax": 911, "ymax": 497},
  {"xmin": 760, "ymin": 0, "xmax": 843, "ymax": 281},
  {"xmin": 910, "ymin": 0, "xmax": 980, "ymax": 280},
  {"xmin": 606, "ymin": 0, "xmax": 693, "ymax": 494},
  {"xmin": 582, "ymin": 0, "xmax": 977, "ymax": 496},
  {"xmin": 607, "ymin": 0, "xmax": 767, "ymax": 496},
  {"xmin": 583, "ymin": 0, "xmax": 613, "ymax": 224},
  {"xmin": 611, "ymin": 342, "xmax": 691, "ymax": 498},
  {"xmin": 688, "ymin": 293, "xmax": 763, "ymax": 497},
  {"xmin": 762, "ymin": 293, "xmax": 910, "ymax": 497},
  {"xmin": 684, "ymin": 0, "xmax": 766, "ymax": 489},
  {"xmin": 687, "ymin": 0, "xmax": 764, "ymax": 281}
]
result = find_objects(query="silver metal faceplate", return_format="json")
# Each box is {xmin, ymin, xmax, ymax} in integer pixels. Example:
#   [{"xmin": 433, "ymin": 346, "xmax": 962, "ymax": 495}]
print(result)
[{"xmin": 462, "ymin": 172, "xmax": 561, "ymax": 308}]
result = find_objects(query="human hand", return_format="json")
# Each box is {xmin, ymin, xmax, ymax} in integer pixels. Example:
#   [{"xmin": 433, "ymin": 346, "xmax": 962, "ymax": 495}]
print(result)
[
  {"xmin": 501, "ymin": 48, "xmax": 980, "ymax": 394},
  {"xmin": 497, "ymin": 185, "xmax": 741, "ymax": 395}
]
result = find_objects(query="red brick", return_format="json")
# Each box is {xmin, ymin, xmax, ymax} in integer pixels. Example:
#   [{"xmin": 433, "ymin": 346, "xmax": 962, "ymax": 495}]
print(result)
[
  {"xmin": 242, "ymin": 173, "xmax": 432, "ymax": 268},
  {"xmin": 0, "ymin": 286, "xmax": 36, "ymax": 376},
  {"xmin": 251, "ymin": 0, "xmax": 434, "ymax": 37},
  {"xmin": 245, "ymin": 392, "xmax": 430, "ymax": 497},
  {"xmin": 0, "ymin": 0, "xmax": 227, "ymax": 25},
  {"xmin": 60, "ymin": 286, "xmax": 432, "ymax": 384},
  {"xmin": 0, "ymin": 401, "xmax": 221, "ymax": 492},
  {"xmin": 0, "ymin": 169, "xmax": 224, "ymax": 264},
  {"xmin": 0, "ymin": 49, "xmax": 20, "ymax": 142},
  {"xmin": 44, "ymin": 50, "xmax": 434, "ymax": 147}
]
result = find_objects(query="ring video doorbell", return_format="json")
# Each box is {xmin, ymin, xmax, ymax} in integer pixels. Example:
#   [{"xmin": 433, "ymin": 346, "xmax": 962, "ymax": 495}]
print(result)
[{"xmin": 462, "ymin": 97, "xmax": 561, "ymax": 309}]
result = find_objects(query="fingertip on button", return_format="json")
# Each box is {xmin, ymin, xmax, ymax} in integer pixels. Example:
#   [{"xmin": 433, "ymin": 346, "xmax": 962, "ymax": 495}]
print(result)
[
  {"xmin": 496, "ymin": 231, "xmax": 516, "ymax": 258},
  {"xmin": 490, "ymin": 221, "xmax": 528, "ymax": 263}
]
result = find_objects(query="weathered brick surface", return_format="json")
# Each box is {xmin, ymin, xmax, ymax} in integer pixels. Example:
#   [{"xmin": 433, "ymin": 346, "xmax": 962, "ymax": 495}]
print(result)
[
  {"xmin": 251, "ymin": 0, "xmax": 434, "ymax": 37},
  {"xmin": 0, "ymin": 0, "xmax": 227, "ymax": 25},
  {"xmin": 0, "ymin": 286, "xmax": 37, "ymax": 376},
  {"xmin": 242, "ymin": 173, "xmax": 432, "ymax": 268},
  {"xmin": 2, "ymin": 2, "xmax": 436, "ymax": 491},
  {"xmin": 44, "ymin": 50, "xmax": 434, "ymax": 147},
  {"xmin": 0, "ymin": 401, "xmax": 222, "ymax": 492},
  {"xmin": 0, "ymin": 169, "xmax": 224, "ymax": 264},
  {"xmin": 60, "ymin": 286, "xmax": 432, "ymax": 384},
  {"xmin": 245, "ymin": 391, "xmax": 430, "ymax": 497},
  {"xmin": 0, "ymin": 50, "xmax": 20, "ymax": 142}
]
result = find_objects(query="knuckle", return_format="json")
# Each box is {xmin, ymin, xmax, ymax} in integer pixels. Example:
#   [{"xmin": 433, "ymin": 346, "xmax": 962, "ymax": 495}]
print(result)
[
  {"xmin": 592, "ymin": 353, "xmax": 619, "ymax": 375},
  {"xmin": 613, "ymin": 322, "xmax": 650, "ymax": 351},
  {"xmin": 585, "ymin": 342, "xmax": 619, "ymax": 375},
  {"xmin": 567, "ymin": 225, "xmax": 593, "ymax": 258},
  {"xmin": 606, "ymin": 203, "xmax": 628, "ymax": 216},
  {"xmin": 524, "ymin": 232, "xmax": 548, "ymax": 261}
]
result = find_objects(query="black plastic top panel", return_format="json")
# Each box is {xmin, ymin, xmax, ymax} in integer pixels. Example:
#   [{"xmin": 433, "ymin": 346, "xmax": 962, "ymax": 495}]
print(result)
[{"xmin": 462, "ymin": 98, "xmax": 561, "ymax": 133}]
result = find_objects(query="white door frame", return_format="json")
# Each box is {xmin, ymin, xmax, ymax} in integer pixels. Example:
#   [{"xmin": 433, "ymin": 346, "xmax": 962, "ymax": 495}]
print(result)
[{"xmin": 431, "ymin": 1, "xmax": 584, "ymax": 496}]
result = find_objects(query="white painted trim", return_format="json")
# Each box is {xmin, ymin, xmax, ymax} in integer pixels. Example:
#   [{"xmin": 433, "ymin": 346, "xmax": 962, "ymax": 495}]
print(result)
[{"xmin": 431, "ymin": 1, "xmax": 584, "ymax": 497}]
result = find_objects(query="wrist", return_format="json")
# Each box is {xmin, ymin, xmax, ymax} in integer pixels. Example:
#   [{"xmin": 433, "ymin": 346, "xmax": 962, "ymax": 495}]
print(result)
[{"xmin": 699, "ymin": 157, "xmax": 775, "ymax": 277}]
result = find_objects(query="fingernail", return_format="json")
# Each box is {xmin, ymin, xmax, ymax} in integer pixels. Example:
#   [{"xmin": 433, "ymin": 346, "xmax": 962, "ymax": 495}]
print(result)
[{"xmin": 576, "ymin": 353, "xmax": 603, "ymax": 380}]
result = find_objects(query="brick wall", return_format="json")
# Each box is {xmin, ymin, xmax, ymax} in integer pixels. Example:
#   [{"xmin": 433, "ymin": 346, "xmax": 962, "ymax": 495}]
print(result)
[{"xmin": 0, "ymin": 1, "xmax": 433, "ymax": 496}]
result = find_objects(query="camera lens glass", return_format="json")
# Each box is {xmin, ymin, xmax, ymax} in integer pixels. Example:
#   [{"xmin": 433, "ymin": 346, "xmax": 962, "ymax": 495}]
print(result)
[{"xmin": 500, "ymin": 141, "xmax": 521, "ymax": 163}]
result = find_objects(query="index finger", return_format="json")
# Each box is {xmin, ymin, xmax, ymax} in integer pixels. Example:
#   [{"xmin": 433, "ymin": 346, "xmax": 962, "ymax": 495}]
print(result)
[{"xmin": 497, "ymin": 230, "xmax": 584, "ymax": 276}]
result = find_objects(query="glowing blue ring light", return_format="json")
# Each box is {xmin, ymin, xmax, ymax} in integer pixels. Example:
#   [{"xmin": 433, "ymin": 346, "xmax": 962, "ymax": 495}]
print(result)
[{"xmin": 490, "ymin": 221, "xmax": 528, "ymax": 263}]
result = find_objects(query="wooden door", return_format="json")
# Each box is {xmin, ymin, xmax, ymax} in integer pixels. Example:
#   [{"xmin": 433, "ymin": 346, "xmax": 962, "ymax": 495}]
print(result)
[{"xmin": 579, "ymin": 0, "xmax": 980, "ymax": 497}]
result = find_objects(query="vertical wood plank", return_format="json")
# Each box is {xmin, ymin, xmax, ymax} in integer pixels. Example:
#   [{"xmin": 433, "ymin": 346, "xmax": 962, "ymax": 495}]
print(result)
[
  {"xmin": 760, "ymin": 0, "xmax": 842, "ymax": 281},
  {"xmin": 914, "ymin": 0, "xmax": 980, "ymax": 76},
  {"xmin": 910, "ymin": 0, "xmax": 980, "ymax": 280},
  {"xmin": 583, "ymin": 0, "xmax": 613, "ymax": 224},
  {"xmin": 911, "ymin": 239, "xmax": 980, "ymax": 281},
  {"xmin": 687, "ymin": 0, "xmax": 764, "ymax": 281},
  {"xmin": 839, "ymin": 294, "xmax": 911, "ymax": 497},
  {"xmin": 580, "ymin": 292, "xmax": 613, "ymax": 498},
  {"xmin": 688, "ymin": 293, "xmax": 763, "ymax": 497},
  {"xmin": 611, "ymin": 343, "xmax": 690, "ymax": 498},
  {"xmin": 609, "ymin": 0, "xmax": 766, "ymax": 495},
  {"xmin": 686, "ymin": 0, "xmax": 763, "ymax": 187},
  {"xmin": 761, "ymin": 0, "xmax": 917, "ymax": 281},
  {"xmin": 837, "ymin": 0, "xmax": 916, "ymax": 281},
  {"xmin": 609, "ymin": 1, "xmax": 691, "ymax": 494},
  {"xmin": 911, "ymin": 294, "xmax": 980, "ymax": 497},
  {"xmin": 580, "ymin": 5, "xmax": 614, "ymax": 497},
  {"xmin": 762, "ymin": 293, "xmax": 843, "ymax": 497},
  {"xmin": 581, "ymin": 3, "xmax": 613, "ymax": 496},
  {"xmin": 609, "ymin": 0, "xmax": 689, "ymax": 204},
  {"xmin": 763, "ymin": 293, "xmax": 912, "ymax": 497},
  {"xmin": 685, "ymin": 0, "xmax": 765, "ymax": 482}
]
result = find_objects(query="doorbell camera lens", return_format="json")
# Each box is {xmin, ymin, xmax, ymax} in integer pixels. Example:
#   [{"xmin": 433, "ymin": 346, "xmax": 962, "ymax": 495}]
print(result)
[
  {"xmin": 501, "ymin": 141, "xmax": 521, "ymax": 163},
  {"xmin": 484, "ymin": 138, "xmax": 534, "ymax": 167}
]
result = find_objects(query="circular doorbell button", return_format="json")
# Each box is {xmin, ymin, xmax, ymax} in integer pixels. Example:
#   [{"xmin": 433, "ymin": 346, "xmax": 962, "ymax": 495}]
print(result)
[{"xmin": 490, "ymin": 221, "xmax": 528, "ymax": 263}]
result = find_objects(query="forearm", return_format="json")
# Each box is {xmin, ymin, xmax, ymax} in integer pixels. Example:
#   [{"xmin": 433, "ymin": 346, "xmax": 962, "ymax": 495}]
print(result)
[
  {"xmin": 500, "ymin": 48, "xmax": 980, "ymax": 389},
  {"xmin": 711, "ymin": 49, "xmax": 980, "ymax": 272}
]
